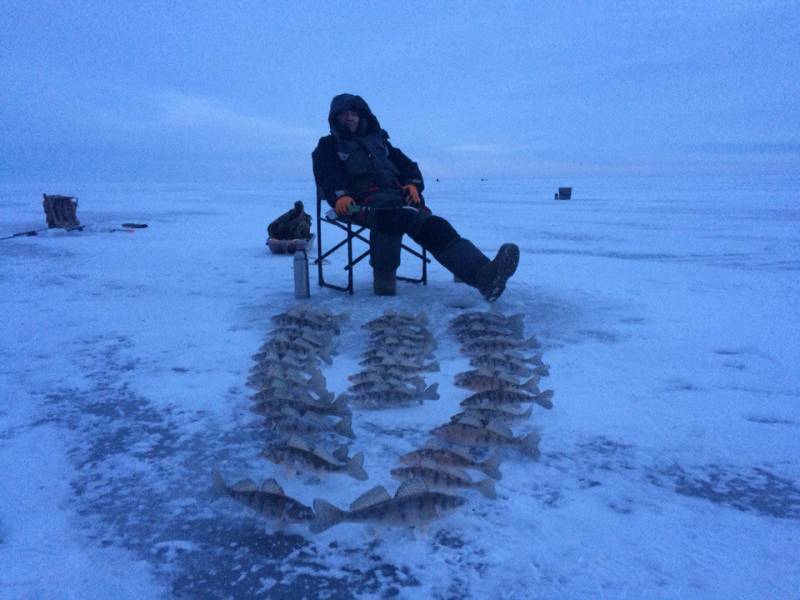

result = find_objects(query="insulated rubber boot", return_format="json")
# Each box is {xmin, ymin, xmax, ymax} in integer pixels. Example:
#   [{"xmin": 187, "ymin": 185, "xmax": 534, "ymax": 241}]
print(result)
[
  {"xmin": 475, "ymin": 243, "xmax": 520, "ymax": 302},
  {"xmin": 373, "ymin": 269, "xmax": 397, "ymax": 296}
]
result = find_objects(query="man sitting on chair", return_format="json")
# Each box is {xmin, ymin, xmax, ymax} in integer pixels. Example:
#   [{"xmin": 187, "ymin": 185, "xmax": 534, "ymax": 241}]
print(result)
[{"xmin": 312, "ymin": 93, "xmax": 519, "ymax": 301}]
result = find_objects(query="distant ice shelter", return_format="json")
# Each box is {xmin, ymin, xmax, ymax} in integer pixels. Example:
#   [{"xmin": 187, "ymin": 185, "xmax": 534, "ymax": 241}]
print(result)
[{"xmin": 554, "ymin": 187, "xmax": 572, "ymax": 200}]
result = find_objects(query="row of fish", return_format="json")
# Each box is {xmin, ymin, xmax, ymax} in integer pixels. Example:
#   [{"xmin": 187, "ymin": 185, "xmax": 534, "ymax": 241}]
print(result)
[
  {"xmin": 340, "ymin": 311, "xmax": 441, "ymax": 409},
  {"xmin": 254, "ymin": 307, "xmax": 369, "ymax": 481},
  {"xmin": 441, "ymin": 311, "xmax": 553, "ymax": 457}
]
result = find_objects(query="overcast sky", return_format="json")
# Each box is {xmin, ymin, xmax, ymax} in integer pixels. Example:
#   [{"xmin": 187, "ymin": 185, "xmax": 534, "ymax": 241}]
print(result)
[{"xmin": 2, "ymin": 1, "xmax": 798, "ymax": 183}]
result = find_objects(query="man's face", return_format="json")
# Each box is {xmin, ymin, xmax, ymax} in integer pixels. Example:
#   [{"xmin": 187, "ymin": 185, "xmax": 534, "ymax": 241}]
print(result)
[{"xmin": 336, "ymin": 109, "xmax": 359, "ymax": 133}]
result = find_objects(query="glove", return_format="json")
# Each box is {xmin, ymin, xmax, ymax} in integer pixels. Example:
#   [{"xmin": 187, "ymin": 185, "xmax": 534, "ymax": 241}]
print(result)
[
  {"xmin": 334, "ymin": 195, "xmax": 355, "ymax": 217},
  {"xmin": 401, "ymin": 184, "xmax": 421, "ymax": 205}
]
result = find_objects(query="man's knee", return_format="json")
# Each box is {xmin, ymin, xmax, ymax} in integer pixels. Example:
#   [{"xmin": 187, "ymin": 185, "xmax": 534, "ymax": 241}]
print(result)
[{"xmin": 412, "ymin": 215, "xmax": 460, "ymax": 254}]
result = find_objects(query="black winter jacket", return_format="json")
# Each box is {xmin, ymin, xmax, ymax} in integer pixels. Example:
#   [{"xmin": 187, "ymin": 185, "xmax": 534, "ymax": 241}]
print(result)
[{"xmin": 312, "ymin": 94, "xmax": 424, "ymax": 208}]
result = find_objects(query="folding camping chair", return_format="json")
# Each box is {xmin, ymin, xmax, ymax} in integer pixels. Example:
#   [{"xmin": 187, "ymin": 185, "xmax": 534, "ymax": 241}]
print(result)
[{"xmin": 314, "ymin": 188, "xmax": 430, "ymax": 294}]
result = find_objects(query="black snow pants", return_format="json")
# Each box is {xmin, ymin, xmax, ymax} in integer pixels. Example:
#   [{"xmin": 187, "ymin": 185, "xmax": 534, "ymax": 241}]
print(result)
[{"xmin": 362, "ymin": 191, "xmax": 490, "ymax": 286}]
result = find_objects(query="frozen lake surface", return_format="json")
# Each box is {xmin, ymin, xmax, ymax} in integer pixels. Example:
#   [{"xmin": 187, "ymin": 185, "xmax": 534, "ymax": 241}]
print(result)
[{"xmin": 1, "ymin": 175, "xmax": 798, "ymax": 598}]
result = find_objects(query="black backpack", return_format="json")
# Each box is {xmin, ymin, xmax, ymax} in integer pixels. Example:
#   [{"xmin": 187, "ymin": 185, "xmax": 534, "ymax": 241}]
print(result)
[{"xmin": 268, "ymin": 201, "xmax": 312, "ymax": 240}]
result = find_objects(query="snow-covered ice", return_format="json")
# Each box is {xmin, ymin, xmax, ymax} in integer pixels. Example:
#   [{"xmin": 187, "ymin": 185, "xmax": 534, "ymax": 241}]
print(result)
[{"xmin": 1, "ymin": 176, "xmax": 798, "ymax": 598}]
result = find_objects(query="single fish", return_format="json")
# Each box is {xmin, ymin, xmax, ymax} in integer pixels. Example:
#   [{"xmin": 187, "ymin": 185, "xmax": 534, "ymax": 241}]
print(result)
[
  {"xmin": 400, "ymin": 445, "xmax": 502, "ymax": 480},
  {"xmin": 268, "ymin": 406, "xmax": 354, "ymax": 439},
  {"xmin": 252, "ymin": 384, "xmax": 333, "ymax": 406},
  {"xmin": 252, "ymin": 347, "xmax": 318, "ymax": 371},
  {"xmin": 310, "ymin": 479, "xmax": 465, "ymax": 533},
  {"xmin": 360, "ymin": 346, "xmax": 429, "ymax": 362},
  {"xmin": 362, "ymin": 311, "xmax": 428, "ymax": 330},
  {"xmin": 452, "ymin": 321, "xmax": 525, "ymax": 342},
  {"xmin": 211, "ymin": 471, "xmax": 314, "ymax": 523},
  {"xmin": 246, "ymin": 366, "xmax": 328, "ymax": 394},
  {"xmin": 347, "ymin": 368, "xmax": 424, "ymax": 386},
  {"xmin": 253, "ymin": 391, "xmax": 350, "ymax": 417},
  {"xmin": 452, "ymin": 405, "xmax": 533, "ymax": 425},
  {"xmin": 256, "ymin": 339, "xmax": 332, "ymax": 365},
  {"xmin": 268, "ymin": 325, "xmax": 334, "ymax": 348},
  {"xmin": 461, "ymin": 388, "xmax": 554, "ymax": 410},
  {"xmin": 269, "ymin": 334, "xmax": 335, "ymax": 360},
  {"xmin": 449, "ymin": 312, "xmax": 524, "ymax": 331},
  {"xmin": 390, "ymin": 461, "xmax": 496, "ymax": 499},
  {"xmin": 347, "ymin": 377, "xmax": 426, "ymax": 396},
  {"xmin": 358, "ymin": 355, "xmax": 440, "ymax": 372},
  {"xmin": 370, "ymin": 329, "xmax": 435, "ymax": 346},
  {"xmin": 431, "ymin": 418, "xmax": 541, "ymax": 458},
  {"xmin": 368, "ymin": 338, "xmax": 436, "ymax": 357},
  {"xmin": 342, "ymin": 383, "xmax": 439, "ymax": 408},
  {"xmin": 461, "ymin": 335, "xmax": 540, "ymax": 355},
  {"xmin": 264, "ymin": 435, "xmax": 368, "ymax": 480},
  {"xmin": 454, "ymin": 369, "xmax": 540, "ymax": 393}
]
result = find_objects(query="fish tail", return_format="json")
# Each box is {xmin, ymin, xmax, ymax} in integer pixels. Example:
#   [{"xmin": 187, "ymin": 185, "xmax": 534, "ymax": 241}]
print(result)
[
  {"xmin": 534, "ymin": 390, "xmax": 554, "ymax": 410},
  {"xmin": 480, "ymin": 453, "xmax": 502, "ymax": 480},
  {"xmin": 309, "ymin": 369, "xmax": 328, "ymax": 392},
  {"xmin": 310, "ymin": 499, "xmax": 345, "ymax": 534},
  {"xmin": 533, "ymin": 364, "xmax": 550, "ymax": 377},
  {"xmin": 507, "ymin": 313, "xmax": 524, "ymax": 337},
  {"xmin": 348, "ymin": 451, "xmax": 368, "ymax": 481},
  {"xmin": 522, "ymin": 377, "xmax": 540, "ymax": 394},
  {"xmin": 333, "ymin": 394, "xmax": 351, "ymax": 414},
  {"xmin": 422, "ymin": 383, "xmax": 440, "ymax": 401},
  {"xmin": 521, "ymin": 432, "xmax": 541, "ymax": 459},
  {"xmin": 319, "ymin": 343, "xmax": 333, "ymax": 365},
  {"xmin": 336, "ymin": 415, "xmax": 355, "ymax": 439},
  {"xmin": 477, "ymin": 478, "xmax": 497, "ymax": 500},
  {"xmin": 523, "ymin": 335, "xmax": 541, "ymax": 349},
  {"xmin": 211, "ymin": 470, "xmax": 228, "ymax": 496}
]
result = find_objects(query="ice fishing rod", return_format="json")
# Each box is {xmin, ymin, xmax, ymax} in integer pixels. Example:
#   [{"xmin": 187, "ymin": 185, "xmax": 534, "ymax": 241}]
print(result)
[
  {"xmin": 0, "ymin": 222, "xmax": 148, "ymax": 241},
  {"xmin": 0, "ymin": 227, "xmax": 48, "ymax": 241}
]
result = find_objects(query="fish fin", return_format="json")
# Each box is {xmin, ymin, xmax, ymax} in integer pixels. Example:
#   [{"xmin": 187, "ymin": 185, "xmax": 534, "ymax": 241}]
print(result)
[
  {"xmin": 350, "ymin": 485, "xmax": 392, "ymax": 511},
  {"xmin": 522, "ymin": 405, "xmax": 533, "ymax": 419},
  {"xmin": 534, "ymin": 389, "xmax": 554, "ymax": 409},
  {"xmin": 319, "ymin": 343, "xmax": 333, "ymax": 365},
  {"xmin": 522, "ymin": 377, "xmax": 541, "ymax": 394},
  {"xmin": 308, "ymin": 369, "xmax": 327, "ymax": 390},
  {"xmin": 231, "ymin": 478, "xmax": 258, "ymax": 492},
  {"xmin": 348, "ymin": 452, "xmax": 368, "ymax": 481},
  {"xmin": 261, "ymin": 478, "xmax": 285, "ymax": 496},
  {"xmin": 310, "ymin": 499, "xmax": 345, "ymax": 534},
  {"xmin": 507, "ymin": 313, "xmax": 525, "ymax": 338},
  {"xmin": 455, "ymin": 414, "xmax": 484, "ymax": 428},
  {"xmin": 425, "ymin": 361, "xmax": 440, "ymax": 373},
  {"xmin": 332, "ymin": 445, "xmax": 349, "ymax": 462},
  {"xmin": 333, "ymin": 394, "xmax": 351, "ymax": 414},
  {"xmin": 335, "ymin": 415, "xmax": 355, "ymax": 439},
  {"xmin": 287, "ymin": 434, "xmax": 312, "ymax": 451},
  {"xmin": 416, "ymin": 312, "xmax": 428, "ymax": 326},
  {"xmin": 522, "ymin": 431, "xmax": 541, "ymax": 459},
  {"xmin": 480, "ymin": 453, "xmax": 503, "ymax": 480},
  {"xmin": 477, "ymin": 478, "xmax": 497, "ymax": 500},
  {"xmin": 211, "ymin": 470, "xmax": 228, "ymax": 496},
  {"xmin": 421, "ymin": 383, "xmax": 440, "ymax": 401},
  {"xmin": 533, "ymin": 364, "xmax": 550, "ymax": 377},
  {"xmin": 527, "ymin": 352, "xmax": 544, "ymax": 366},
  {"xmin": 486, "ymin": 420, "xmax": 513, "ymax": 437},
  {"xmin": 395, "ymin": 478, "xmax": 428, "ymax": 498},
  {"xmin": 423, "ymin": 439, "xmax": 444, "ymax": 449}
]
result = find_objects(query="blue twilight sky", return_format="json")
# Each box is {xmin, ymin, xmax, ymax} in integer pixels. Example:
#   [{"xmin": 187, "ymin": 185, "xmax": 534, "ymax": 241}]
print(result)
[{"xmin": 2, "ymin": 1, "xmax": 799, "ymax": 183}]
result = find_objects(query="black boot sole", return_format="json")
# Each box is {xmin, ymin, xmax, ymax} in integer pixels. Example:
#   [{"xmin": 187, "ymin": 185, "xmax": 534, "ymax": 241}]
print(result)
[{"xmin": 481, "ymin": 243, "xmax": 520, "ymax": 302}]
